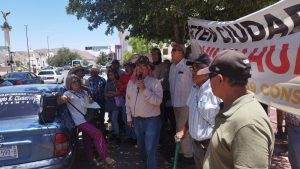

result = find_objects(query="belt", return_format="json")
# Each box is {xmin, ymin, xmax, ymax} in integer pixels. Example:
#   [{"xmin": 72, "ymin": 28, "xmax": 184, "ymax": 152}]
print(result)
[
  {"xmin": 135, "ymin": 115, "xmax": 160, "ymax": 120},
  {"xmin": 194, "ymin": 139, "xmax": 210, "ymax": 151}
]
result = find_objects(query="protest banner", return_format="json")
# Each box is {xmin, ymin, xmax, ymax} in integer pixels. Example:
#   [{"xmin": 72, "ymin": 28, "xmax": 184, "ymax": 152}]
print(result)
[{"xmin": 188, "ymin": 0, "xmax": 300, "ymax": 115}]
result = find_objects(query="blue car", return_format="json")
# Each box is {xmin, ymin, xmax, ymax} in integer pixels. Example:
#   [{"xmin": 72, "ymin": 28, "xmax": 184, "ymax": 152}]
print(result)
[
  {"xmin": 2, "ymin": 71, "xmax": 44, "ymax": 85},
  {"xmin": 0, "ymin": 84, "xmax": 77, "ymax": 169}
]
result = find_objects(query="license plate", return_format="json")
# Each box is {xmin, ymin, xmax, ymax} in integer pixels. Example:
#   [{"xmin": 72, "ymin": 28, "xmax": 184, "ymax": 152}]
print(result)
[{"xmin": 0, "ymin": 145, "xmax": 18, "ymax": 160}]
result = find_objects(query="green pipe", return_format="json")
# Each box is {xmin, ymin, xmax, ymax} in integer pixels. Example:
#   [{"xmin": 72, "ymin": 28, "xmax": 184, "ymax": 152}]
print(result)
[{"xmin": 173, "ymin": 138, "xmax": 180, "ymax": 169}]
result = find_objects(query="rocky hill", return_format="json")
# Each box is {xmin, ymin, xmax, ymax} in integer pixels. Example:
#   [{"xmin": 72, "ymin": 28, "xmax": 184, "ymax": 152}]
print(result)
[{"xmin": 0, "ymin": 48, "xmax": 97, "ymax": 64}]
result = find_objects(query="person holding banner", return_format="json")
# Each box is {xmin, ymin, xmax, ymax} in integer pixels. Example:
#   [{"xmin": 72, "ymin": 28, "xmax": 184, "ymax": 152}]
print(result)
[{"xmin": 202, "ymin": 49, "xmax": 274, "ymax": 169}]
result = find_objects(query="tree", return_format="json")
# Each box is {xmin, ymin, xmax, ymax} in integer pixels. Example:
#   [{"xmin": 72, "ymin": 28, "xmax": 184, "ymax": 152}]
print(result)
[
  {"xmin": 96, "ymin": 52, "xmax": 109, "ymax": 65},
  {"xmin": 48, "ymin": 48, "xmax": 81, "ymax": 67},
  {"xmin": 128, "ymin": 37, "xmax": 152, "ymax": 53},
  {"xmin": 15, "ymin": 60, "xmax": 21, "ymax": 67},
  {"xmin": 66, "ymin": 0, "xmax": 277, "ymax": 43}
]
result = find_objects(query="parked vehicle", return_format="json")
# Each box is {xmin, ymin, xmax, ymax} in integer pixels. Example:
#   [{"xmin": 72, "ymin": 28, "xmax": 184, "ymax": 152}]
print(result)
[
  {"xmin": 63, "ymin": 65, "xmax": 72, "ymax": 70},
  {"xmin": 0, "ymin": 84, "xmax": 77, "ymax": 169},
  {"xmin": 42, "ymin": 66, "xmax": 54, "ymax": 70},
  {"xmin": 2, "ymin": 71, "xmax": 44, "ymax": 85},
  {"xmin": 38, "ymin": 70, "xmax": 64, "ymax": 84},
  {"xmin": 71, "ymin": 60, "xmax": 82, "ymax": 68}
]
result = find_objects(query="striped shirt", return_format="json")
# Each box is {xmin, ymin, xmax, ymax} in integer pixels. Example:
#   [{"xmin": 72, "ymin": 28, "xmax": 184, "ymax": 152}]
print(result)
[{"xmin": 187, "ymin": 80, "xmax": 221, "ymax": 141}]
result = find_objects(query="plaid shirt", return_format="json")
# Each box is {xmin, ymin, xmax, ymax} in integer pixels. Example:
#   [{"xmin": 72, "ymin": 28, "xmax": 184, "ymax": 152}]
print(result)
[{"xmin": 88, "ymin": 76, "xmax": 106, "ymax": 103}]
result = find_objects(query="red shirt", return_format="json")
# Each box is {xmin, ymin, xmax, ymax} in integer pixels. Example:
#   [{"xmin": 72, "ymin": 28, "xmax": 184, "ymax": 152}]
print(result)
[{"xmin": 117, "ymin": 73, "xmax": 131, "ymax": 96}]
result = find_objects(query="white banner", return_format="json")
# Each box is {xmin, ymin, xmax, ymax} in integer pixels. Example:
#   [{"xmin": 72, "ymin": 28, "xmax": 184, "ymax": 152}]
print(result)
[{"xmin": 188, "ymin": 0, "xmax": 300, "ymax": 115}]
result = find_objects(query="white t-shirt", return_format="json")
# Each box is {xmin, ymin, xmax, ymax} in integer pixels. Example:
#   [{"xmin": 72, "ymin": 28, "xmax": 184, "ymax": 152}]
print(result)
[{"xmin": 63, "ymin": 90, "xmax": 88, "ymax": 126}]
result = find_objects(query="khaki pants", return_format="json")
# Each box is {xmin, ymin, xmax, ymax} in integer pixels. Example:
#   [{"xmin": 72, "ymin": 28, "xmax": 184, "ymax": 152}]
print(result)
[
  {"xmin": 192, "ymin": 139, "xmax": 210, "ymax": 169},
  {"xmin": 174, "ymin": 106, "xmax": 193, "ymax": 158}
]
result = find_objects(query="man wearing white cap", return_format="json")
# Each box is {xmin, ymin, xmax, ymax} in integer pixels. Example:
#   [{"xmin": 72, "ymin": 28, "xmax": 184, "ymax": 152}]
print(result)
[
  {"xmin": 169, "ymin": 43, "xmax": 193, "ymax": 159},
  {"xmin": 176, "ymin": 54, "xmax": 221, "ymax": 169}
]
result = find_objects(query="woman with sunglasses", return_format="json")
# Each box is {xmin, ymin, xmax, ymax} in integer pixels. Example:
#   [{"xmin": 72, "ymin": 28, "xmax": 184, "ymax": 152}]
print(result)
[{"xmin": 59, "ymin": 74, "xmax": 116, "ymax": 167}]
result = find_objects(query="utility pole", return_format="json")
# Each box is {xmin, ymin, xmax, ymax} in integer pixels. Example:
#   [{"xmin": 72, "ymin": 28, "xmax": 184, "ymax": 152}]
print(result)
[
  {"xmin": 47, "ymin": 36, "xmax": 50, "ymax": 61},
  {"xmin": 25, "ymin": 25, "xmax": 30, "ymax": 72}
]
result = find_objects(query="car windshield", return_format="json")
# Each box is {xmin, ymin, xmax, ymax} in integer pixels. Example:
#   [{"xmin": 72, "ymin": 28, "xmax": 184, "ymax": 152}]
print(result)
[
  {"xmin": 4, "ymin": 72, "xmax": 25, "ymax": 78},
  {"xmin": 38, "ymin": 71, "xmax": 54, "ymax": 75},
  {"xmin": 0, "ymin": 92, "xmax": 42, "ymax": 120}
]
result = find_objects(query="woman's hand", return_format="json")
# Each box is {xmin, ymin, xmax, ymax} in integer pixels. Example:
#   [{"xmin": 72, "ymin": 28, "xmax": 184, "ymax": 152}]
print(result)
[
  {"xmin": 60, "ymin": 95, "xmax": 70, "ymax": 104},
  {"xmin": 88, "ymin": 96, "xmax": 94, "ymax": 103},
  {"xmin": 136, "ymin": 80, "xmax": 145, "ymax": 91}
]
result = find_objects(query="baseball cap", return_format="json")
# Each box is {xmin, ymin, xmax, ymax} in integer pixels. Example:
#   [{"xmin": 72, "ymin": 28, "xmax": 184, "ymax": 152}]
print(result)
[
  {"xmin": 111, "ymin": 59, "xmax": 120, "ymax": 65},
  {"xmin": 136, "ymin": 55, "xmax": 154, "ymax": 69},
  {"xmin": 186, "ymin": 53, "xmax": 211, "ymax": 66},
  {"xmin": 124, "ymin": 61, "xmax": 136, "ymax": 68},
  {"xmin": 198, "ymin": 49, "xmax": 251, "ymax": 78},
  {"xmin": 171, "ymin": 42, "xmax": 186, "ymax": 54}
]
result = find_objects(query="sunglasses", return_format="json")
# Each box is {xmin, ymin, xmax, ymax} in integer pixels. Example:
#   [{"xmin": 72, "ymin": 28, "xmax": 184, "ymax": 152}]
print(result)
[
  {"xmin": 71, "ymin": 79, "xmax": 81, "ymax": 84},
  {"xmin": 172, "ymin": 48, "xmax": 182, "ymax": 52}
]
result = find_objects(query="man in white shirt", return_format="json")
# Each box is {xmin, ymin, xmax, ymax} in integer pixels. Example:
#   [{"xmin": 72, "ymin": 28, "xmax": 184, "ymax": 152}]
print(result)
[
  {"xmin": 169, "ymin": 43, "xmax": 193, "ymax": 158},
  {"xmin": 176, "ymin": 54, "xmax": 221, "ymax": 169}
]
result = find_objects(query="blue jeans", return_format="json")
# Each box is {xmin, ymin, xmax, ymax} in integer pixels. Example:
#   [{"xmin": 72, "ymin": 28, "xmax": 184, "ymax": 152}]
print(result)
[
  {"xmin": 288, "ymin": 127, "xmax": 300, "ymax": 169},
  {"xmin": 110, "ymin": 108, "xmax": 119, "ymax": 135},
  {"xmin": 121, "ymin": 96, "xmax": 136, "ymax": 139},
  {"xmin": 134, "ymin": 116, "xmax": 161, "ymax": 169}
]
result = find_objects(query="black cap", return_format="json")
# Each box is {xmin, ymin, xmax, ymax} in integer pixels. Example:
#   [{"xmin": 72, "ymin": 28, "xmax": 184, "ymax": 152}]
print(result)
[
  {"xmin": 209, "ymin": 49, "xmax": 251, "ymax": 79},
  {"xmin": 111, "ymin": 59, "xmax": 120, "ymax": 65},
  {"xmin": 124, "ymin": 61, "xmax": 136, "ymax": 68},
  {"xmin": 186, "ymin": 53, "xmax": 211, "ymax": 66}
]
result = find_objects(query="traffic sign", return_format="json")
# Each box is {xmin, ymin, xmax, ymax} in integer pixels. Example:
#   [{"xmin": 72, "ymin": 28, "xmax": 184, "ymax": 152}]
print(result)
[{"xmin": 85, "ymin": 46, "xmax": 110, "ymax": 51}]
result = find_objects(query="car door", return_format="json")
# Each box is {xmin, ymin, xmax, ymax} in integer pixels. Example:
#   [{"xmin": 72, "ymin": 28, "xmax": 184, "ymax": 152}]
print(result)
[{"xmin": 30, "ymin": 72, "xmax": 42, "ymax": 84}]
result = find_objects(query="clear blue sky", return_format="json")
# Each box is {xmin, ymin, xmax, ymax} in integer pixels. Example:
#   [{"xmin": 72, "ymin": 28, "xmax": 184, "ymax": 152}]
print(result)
[{"xmin": 0, "ymin": 0, "xmax": 119, "ymax": 51}]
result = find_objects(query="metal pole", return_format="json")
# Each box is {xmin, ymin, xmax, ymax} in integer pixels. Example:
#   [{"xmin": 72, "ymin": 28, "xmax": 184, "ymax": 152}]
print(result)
[
  {"xmin": 47, "ymin": 36, "xmax": 50, "ymax": 60},
  {"xmin": 25, "ymin": 25, "xmax": 30, "ymax": 72},
  {"xmin": 8, "ymin": 47, "xmax": 13, "ymax": 72}
]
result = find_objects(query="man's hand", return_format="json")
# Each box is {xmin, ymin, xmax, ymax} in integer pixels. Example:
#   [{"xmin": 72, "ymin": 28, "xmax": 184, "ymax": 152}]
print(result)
[
  {"xmin": 128, "ymin": 121, "xmax": 134, "ymax": 128},
  {"xmin": 176, "ymin": 130, "xmax": 185, "ymax": 140}
]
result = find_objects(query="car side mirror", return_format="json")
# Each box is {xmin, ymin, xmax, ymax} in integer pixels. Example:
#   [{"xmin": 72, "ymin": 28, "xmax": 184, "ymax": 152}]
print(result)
[{"xmin": 38, "ymin": 94, "xmax": 58, "ymax": 124}]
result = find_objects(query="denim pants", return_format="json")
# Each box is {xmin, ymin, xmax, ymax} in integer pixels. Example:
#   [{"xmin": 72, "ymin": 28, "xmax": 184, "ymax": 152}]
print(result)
[
  {"xmin": 110, "ymin": 108, "xmax": 119, "ymax": 136},
  {"xmin": 288, "ymin": 127, "xmax": 300, "ymax": 169},
  {"xmin": 121, "ymin": 96, "xmax": 136, "ymax": 139},
  {"xmin": 134, "ymin": 116, "xmax": 161, "ymax": 169}
]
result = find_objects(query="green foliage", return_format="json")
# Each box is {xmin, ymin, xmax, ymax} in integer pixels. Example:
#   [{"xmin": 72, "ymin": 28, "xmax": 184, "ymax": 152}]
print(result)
[
  {"xmin": 128, "ymin": 37, "xmax": 152, "ymax": 53},
  {"xmin": 122, "ymin": 51, "xmax": 134, "ymax": 64},
  {"xmin": 48, "ymin": 48, "xmax": 81, "ymax": 67},
  {"xmin": 15, "ymin": 60, "xmax": 22, "ymax": 67},
  {"xmin": 96, "ymin": 52, "xmax": 109, "ymax": 65},
  {"xmin": 82, "ymin": 59, "xmax": 89, "ymax": 66},
  {"xmin": 66, "ymin": 0, "xmax": 277, "ymax": 43}
]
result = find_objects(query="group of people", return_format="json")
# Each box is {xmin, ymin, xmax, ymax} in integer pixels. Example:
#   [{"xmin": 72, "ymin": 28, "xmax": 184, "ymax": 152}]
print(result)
[{"xmin": 55, "ymin": 43, "xmax": 287, "ymax": 169}]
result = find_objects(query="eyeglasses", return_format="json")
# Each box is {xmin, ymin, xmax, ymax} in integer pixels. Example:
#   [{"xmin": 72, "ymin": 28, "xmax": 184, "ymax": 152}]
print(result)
[
  {"xmin": 171, "ymin": 48, "xmax": 182, "ymax": 52},
  {"xmin": 208, "ymin": 72, "xmax": 218, "ymax": 79}
]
